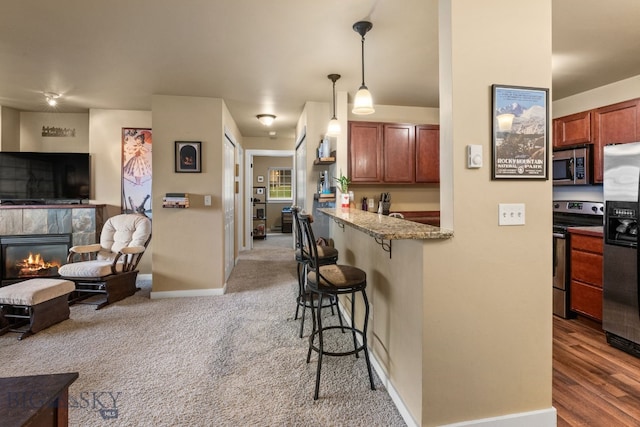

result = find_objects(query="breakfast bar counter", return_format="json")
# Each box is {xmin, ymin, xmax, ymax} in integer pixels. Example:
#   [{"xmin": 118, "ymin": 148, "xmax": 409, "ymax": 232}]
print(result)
[
  {"xmin": 316, "ymin": 207, "xmax": 452, "ymax": 424},
  {"xmin": 317, "ymin": 208, "xmax": 453, "ymax": 241}
]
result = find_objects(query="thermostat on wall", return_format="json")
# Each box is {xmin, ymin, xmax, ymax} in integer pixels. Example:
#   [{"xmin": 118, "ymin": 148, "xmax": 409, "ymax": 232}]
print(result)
[{"xmin": 467, "ymin": 145, "xmax": 483, "ymax": 169}]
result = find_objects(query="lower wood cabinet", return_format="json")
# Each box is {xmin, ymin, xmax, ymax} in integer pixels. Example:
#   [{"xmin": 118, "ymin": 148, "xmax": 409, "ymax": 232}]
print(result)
[{"xmin": 569, "ymin": 230, "xmax": 603, "ymax": 321}]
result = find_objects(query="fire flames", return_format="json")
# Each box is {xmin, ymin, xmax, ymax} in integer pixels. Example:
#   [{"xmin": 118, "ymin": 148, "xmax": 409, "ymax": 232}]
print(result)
[{"xmin": 16, "ymin": 252, "xmax": 61, "ymax": 276}]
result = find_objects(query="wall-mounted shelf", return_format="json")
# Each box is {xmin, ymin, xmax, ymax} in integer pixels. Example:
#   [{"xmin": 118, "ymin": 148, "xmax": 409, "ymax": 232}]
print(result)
[
  {"xmin": 313, "ymin": 151, "xmax": 336, "ymax": 165},
  {"xmin": 163, "ymin": 193, "xmax": 190, "ymax": 208},
  {"xmin": 314, "ymin": 193, "xmax": 335, "ymax": 202}
]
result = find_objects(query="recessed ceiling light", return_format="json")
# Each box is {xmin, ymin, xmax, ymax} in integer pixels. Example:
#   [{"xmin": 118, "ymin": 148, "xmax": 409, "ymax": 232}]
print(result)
[
  {"xmin": 44, "ymin": 92, "xmax": 61, "ymax": 106},
  {"xmin": 257, "ymin": 114, "xmax": 276, "ymax": 126}
]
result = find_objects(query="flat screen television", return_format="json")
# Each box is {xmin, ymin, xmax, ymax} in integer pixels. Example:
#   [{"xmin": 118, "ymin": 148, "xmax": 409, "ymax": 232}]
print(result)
[{"xmin": 0, "ymin": 152, "xmax": 91, "ymax": 204}]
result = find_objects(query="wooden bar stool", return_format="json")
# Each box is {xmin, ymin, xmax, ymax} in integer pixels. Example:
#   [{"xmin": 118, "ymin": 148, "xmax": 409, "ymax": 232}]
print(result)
[
  {"xmin": 298, "ymin": 212, "xmax": 375, "ymax": 400},
  {"xmin": 291, "ymin": 206, "xmax": 340, "ymax": 338}
]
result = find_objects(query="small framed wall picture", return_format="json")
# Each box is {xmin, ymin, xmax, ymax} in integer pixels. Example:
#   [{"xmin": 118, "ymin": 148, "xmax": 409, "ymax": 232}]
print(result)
[
  {"xmin": 257, "ymin": 175, "xmax": 264, "ymax": 183},
  {"xmin": 175, "ymin": 141, "xmax": 202, "ymax": 173}
]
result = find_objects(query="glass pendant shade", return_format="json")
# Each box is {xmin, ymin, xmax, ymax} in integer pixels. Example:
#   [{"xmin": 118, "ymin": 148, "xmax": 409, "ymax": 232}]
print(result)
[
  {"xmin": 327, "ymin": 118, "xmax": 341, "ymax": 136},
  {"xmin": 352, "ymin": 86, "xmax": 374, "ymax": 115}
]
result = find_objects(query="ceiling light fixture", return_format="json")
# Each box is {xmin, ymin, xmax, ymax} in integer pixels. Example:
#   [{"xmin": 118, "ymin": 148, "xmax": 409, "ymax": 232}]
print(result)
[
  {"xmin": 352, "ymin": 20, "xmax": 375, "ymax": 115},
  {"xmin": 44, "ymin": 92, "xmax": 61, "ymax": 107},
  {"xmin": 257, "ymin": 114, "xmax": 276, "ymax": 126},
  {"xmin": 326, "ymin": 74, "xmax": 341, "ymax": 136}
]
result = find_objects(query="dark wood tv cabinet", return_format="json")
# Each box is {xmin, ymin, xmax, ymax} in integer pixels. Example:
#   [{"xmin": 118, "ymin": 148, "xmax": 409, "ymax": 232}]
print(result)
[{"xmin": 0, "ymin": 372, "xmax": 79, "ymax": 427}]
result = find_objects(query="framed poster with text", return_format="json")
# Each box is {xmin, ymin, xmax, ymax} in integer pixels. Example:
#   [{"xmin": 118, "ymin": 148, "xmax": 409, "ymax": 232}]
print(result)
[{"xmin": 491, "ymin": 84, "xmax": 549, "ymax": 180}]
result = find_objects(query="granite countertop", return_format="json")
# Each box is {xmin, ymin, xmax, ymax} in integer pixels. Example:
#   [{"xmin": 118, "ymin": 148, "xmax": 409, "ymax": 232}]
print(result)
[
  {"xmin": 317, "ymin": 208, "xmax": 453, "ymax": 240},
  {"xmin": 567, "ymin": 225, "xmax": 604, "ymax": 237}
]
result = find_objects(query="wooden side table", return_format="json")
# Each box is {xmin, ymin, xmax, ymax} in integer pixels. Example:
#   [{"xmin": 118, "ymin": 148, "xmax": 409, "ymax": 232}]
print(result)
[{"xmin": 0, "ymin": 372, "xmax": 78, "ymax": 427}]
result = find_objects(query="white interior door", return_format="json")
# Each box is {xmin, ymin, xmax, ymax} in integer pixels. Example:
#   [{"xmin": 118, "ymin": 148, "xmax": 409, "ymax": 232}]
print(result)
[{"xmin": 223, "ymin": 135, "xmax": 235, "ymax": 282}]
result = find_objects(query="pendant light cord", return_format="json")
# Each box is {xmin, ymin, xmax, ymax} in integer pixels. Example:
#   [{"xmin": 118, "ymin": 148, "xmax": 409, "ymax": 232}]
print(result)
[
  {"xmin": 332, "ymin": 79, "xmax": 337, "ymax": 119},
  {"xmin": 360, "ymin": 36, "xmax": 366, "ymax": 88}
]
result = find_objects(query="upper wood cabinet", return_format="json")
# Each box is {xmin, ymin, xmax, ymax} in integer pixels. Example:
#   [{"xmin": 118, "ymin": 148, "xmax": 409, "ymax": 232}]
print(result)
[
  {"xmin": 348, "ymin": 121, "xmax": 383, "ymax": 183},
  {"xmin": 383, "ymin": 123, "xmax": 416, "ymax": 183},
  {"xmin": 553, "ymin": 111, "xmax": 592, "ymax": 149},
  {"xmin": 592, "ymin": 98, "xmax": 640, "ymax": 183},
  {"xmin": 416, "ymin": 125, "xmax": 440, "ymax": 183},
  {"xmin": 348, "ymin": 121, "xmax": 440, "ymax": 184}
]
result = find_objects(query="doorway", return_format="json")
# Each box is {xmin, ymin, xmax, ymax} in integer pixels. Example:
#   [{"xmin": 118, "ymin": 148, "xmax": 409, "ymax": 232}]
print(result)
[{"xmin": 244, "ymin": 149, "xmax": 294, "ymax": 249}]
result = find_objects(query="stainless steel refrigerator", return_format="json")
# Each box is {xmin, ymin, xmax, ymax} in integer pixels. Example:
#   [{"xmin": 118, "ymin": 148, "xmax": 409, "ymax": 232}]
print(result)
[{"xmin": 603, "ymin": 141, "xmax": 640, "ymax": 357}]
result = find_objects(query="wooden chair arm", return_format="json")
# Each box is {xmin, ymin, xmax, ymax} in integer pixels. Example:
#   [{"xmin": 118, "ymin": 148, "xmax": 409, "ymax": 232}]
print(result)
[
  {"xmin": 109, "ymin": 246, "xmax": 148, "ymax": 274},
  {"xmin": 69, "ymin": 243, "xmax": 101, "ymax": 254},
  {"xmin": 120, "ymin": 246, "xmax": 145, "ymax": 255},
  {"xmin": 67, "ymin": 243, "xmax": 102, "ymax": 263}
]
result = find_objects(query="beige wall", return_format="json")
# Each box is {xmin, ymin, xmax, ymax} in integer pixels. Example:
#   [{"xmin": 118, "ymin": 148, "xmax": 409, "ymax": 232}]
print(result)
[
  {"xmin": 151, "ymin": 95, "xmax": 236, "ymax": 293},
  {"xmin": 20, "ymin": 112, "xmax": 89, "ymax": 152},
  {"xmin": 421, "ymin": 0, "xmax": 553, "ymax": 425},
  {"xmin": 1, "ymin": 106, "xmax": 20, "ymax": 150}
]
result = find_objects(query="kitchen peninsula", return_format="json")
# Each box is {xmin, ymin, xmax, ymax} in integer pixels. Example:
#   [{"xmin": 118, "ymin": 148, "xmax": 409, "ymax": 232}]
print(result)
[{"xmin": 317, "ymin": 207, "xmax": 452, "ymax": 424}]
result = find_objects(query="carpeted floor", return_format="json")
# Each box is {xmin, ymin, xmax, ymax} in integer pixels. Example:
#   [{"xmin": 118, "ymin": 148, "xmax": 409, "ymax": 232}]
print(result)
[{"xmin": 0, "ymin": 233, "xmax": 406, "ymax": 426}]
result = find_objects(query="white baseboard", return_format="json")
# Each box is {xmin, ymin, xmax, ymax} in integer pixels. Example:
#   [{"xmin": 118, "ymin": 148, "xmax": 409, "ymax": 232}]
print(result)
[
  {"xmin": 142, "ymin": 274, "xmax": 227, "ymax": 299},
  {"xmin": 440, "ymin": 408, "xmax": 557, "ymax": 427},
  {"xmin": 150, "ymin": 287, "xmax": 225, "ymax": 299}
]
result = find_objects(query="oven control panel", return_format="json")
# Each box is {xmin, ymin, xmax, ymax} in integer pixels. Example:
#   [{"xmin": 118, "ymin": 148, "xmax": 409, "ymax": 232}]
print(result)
[{"xmin": 553, "ymin": 201, "xmax": 604, "ymax": 215}]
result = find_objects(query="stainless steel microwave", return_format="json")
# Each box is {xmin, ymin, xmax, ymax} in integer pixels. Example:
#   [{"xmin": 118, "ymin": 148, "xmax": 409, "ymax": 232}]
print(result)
[{"xmin": 552, "ymin": 147, "xmax": 591, "ymax": 185}]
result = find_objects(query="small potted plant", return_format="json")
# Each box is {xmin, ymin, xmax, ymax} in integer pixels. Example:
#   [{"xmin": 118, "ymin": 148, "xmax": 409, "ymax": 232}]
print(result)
[{"xmin": 334, "ymin": 171, "xmax": 351, "ymax": 209}]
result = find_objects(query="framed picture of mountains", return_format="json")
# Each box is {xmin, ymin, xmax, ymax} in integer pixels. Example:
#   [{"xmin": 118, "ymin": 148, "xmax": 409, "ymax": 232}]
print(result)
[{"xmin": 491, "ymin": 84, "xmax": 549, "ymax": 180}]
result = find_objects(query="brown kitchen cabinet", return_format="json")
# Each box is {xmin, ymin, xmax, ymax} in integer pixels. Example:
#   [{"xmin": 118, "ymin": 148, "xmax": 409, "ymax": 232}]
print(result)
[
  {"xmin": 553, "ymin": 111, "xmax": 592, "ymax": 149},
  {"xmin": 348, "ymin": 121, "xmax": 439, "ymax": 184},
  {"xmin": 592, "ymin": 98, "xmax": 640, "ymax": 183},
  {"xmin": 348, "ymin": 121, "xmax": 383, "ymax": 183},
  {"xmin": 383, "ymin": 123, "xmax": 416, "ymax": 183},
  {"xmin": 569, "ymin": 229, "xmax": 603, "ymax": 322},
  {"xmin": 416, "ymin": 125, "xmax": 440, "ymax": 183}
]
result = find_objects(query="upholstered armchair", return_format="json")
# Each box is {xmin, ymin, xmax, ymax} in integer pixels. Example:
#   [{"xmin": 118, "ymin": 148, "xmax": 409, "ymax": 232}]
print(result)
[{"xmin": 58, "ymin": 213, "xmax": 152, "ymax": 309}]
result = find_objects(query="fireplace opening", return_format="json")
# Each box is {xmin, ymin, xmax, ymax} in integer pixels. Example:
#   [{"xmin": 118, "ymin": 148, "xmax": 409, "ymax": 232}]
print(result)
[{"xmin": 1, "ymin": 235, "xmax": 72, "ymax": 286}]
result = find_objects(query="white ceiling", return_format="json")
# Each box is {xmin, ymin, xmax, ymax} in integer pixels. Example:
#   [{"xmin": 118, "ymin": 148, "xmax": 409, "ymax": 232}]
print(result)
[{"xmin": 1, "ymin": 0, "xmax": 639, "ymax": 139}]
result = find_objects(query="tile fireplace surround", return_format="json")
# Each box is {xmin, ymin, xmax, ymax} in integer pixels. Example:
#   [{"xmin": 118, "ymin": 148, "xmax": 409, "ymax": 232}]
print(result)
[{"xmin": 0, "ymin": 205, "xmax": 106, "ymax": 246}]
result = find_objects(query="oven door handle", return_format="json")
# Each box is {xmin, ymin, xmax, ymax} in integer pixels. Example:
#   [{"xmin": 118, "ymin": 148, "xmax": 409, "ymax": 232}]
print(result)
[{"xmin": 553, "ymin": 232, "xmax": 566, "ymax": 238}]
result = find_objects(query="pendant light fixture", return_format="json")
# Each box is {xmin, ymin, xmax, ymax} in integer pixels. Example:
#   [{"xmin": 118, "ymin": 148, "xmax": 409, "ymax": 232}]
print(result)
[
  {"xmin": 326, "ymin": 74, "xmax": 341, "ymax": 136},
  {"xmin": 352, "ymin": 20, "xmax": 374, "ymax": 115}
]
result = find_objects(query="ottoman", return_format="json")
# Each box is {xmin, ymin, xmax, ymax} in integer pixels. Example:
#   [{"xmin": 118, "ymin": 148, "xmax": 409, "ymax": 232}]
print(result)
[{"xmin": 0, "ymin": 278, "xmax": 75, "ymax": 340}]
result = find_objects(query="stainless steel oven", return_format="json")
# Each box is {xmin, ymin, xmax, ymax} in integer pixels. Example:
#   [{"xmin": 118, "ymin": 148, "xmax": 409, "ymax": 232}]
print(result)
[
  {"xmin": 553, "ymin": 147, "xmax": 591, "ymax": 186},
  {"xmin": 552, "ymin": 200, "xmax": 604, "ymax": 318}
]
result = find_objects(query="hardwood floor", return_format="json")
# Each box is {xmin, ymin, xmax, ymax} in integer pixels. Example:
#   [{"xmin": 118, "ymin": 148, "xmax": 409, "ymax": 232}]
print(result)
[{"xmin": 553, "ymin": 316, "xmax": 640, "ymax": 426}]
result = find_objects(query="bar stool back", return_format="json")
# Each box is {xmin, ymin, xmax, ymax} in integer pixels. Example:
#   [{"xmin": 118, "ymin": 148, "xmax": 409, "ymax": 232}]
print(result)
[
  {"xmin": 299, "ymin": 212, "xmax": 375, "ymax": 400},
  {"xmin": 291, "ymin": 206, "xmax": 340, "ymax": 337}
]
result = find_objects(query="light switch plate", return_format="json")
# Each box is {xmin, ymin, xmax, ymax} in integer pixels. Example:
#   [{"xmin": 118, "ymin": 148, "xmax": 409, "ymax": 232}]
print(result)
[
  {"xmin": 204, "ymin": 195, "xmax": 212, "ymax": 206},
  {"xmin": 499, "ymin": 203, "xmax": 525, "ymax": 226}
]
